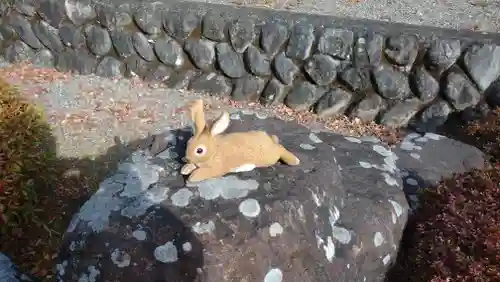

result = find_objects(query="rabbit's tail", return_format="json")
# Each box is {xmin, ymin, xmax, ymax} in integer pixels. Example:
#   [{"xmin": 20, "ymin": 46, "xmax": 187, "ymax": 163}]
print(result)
[
  {"xmin": 271, "ymin": 134, "xmax": 300, "ymax": 166},
  {"xmin": 278, "ymin": 146, "xmax": 300, "ymax": 166},
  {"xmin": 271, "ymin": 135, "xmax": 279, "ymax": 144}
]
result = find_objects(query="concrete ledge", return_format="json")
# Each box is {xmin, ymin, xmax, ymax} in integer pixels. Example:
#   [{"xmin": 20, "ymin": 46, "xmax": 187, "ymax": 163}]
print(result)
[{"xmin": 1, "ymin": 0, "xmax": 500, "ymax": 129}]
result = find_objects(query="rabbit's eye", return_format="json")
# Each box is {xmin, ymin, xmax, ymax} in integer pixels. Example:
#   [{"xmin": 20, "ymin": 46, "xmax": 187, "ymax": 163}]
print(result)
[{"xmin": 193, "ymin": 145, "xmax": 206, "ymax": 156}]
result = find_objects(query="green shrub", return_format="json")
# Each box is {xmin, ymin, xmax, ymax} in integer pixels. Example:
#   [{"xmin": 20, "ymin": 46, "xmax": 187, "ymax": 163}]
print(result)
[{"xmin": 0, "ymin": 77, "xmax": 55, "ymax": 236}]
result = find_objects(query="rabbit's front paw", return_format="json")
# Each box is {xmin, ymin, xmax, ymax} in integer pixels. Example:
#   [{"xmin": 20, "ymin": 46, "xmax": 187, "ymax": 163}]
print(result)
[
  {"xmin": 181, "ymin": 163, "xmax": 197, "ymax": 175},
  {"xmin": 187, "ymin": 167, "xmax": 221, "ymax": 182}
]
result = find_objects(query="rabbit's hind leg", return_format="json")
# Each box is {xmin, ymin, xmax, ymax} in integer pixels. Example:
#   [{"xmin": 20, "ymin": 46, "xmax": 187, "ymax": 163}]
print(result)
[{"xmin": 277, "ymin": 145, "xmax": 300, "ymax": 166}]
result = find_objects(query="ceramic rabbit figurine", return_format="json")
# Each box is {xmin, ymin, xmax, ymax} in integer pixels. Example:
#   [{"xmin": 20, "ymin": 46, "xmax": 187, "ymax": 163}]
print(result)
[{"xmin": 180, "ymin": 99, "xmax": 300, "ymax": 182}]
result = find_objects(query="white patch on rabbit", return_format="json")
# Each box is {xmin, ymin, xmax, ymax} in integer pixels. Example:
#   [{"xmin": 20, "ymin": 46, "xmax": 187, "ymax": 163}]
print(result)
[{"xmin": 231, "ymin": 164, "xmax": 256, "ymax": 173}]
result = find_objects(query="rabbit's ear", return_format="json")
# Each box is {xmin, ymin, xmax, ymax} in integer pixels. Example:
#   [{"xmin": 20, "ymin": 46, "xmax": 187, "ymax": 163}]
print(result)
[
  {"xmin": 190, "ymin": 99, "xmax": 206, "ymax": 135},
  {"xmin": 210, "ymin": 111, "xmax": 230, "ymax": 136}
]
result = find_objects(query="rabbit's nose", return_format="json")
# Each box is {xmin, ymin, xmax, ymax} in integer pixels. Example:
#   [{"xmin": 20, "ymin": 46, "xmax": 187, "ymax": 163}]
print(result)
[{"xmin": 182, "ymin": 157, "xmax": 188, "ymax": 162}]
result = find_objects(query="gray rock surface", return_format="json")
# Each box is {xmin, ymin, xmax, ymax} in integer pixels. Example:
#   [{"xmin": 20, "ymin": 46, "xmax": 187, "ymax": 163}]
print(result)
[
  {"xmin": 132, "ymin": 32, "xmax": 155, "ymax": 62},
  {"xmin": 215, "ymin": 42, "xmax": 246, "ymax": 78},
  {"xmin": 133, "ymin": 2, "xmax": 164, "ymax": 35},
  {"xmin": 0, "ymin": 253, "xmax": 34, "ymax": 282},
  {"xmin": 304, "ymin": 54, "xmax": 341, "ymax": 86},
  {"xmin": 260, "ymin": 78, "xmax": 288, "ymax": 105},
  {"xmin": 463, "ymin": 44, "xmax": 500, "ymax": 91},
  {"xmin": 373, "ymin": 66, "xmax": 412, "ymax": 100},
  {"xmin": 232, "ymin": 75, "xmax": 266, "ymax": 101},
  {"xmin": 286, "ymin": 23, "xmax": 314, "ymax": 60},
  {"xmin": 444, "ymin": 71, "xmax": 482, "ymax": 111},
  {"xmin": 426, "ymin": 39, "xmax": 461, "ymax": 74},
  {"xmin": 412, "ymin": 66, "xmax": 439, "ymax": 103},
  {"xmin": 273, "ymin": 52, "xmax": 299, "ymax": 85},
  {"xmin": 228, "ymin": 18, "xmax": 256, "ymax": 53},
  {"xmin": 164, "ymin": 10, "xmax": 200, "ymax": 40},
  {"xmin": 340, "ymin": 67, "xmax": 371, "ymax": 92},
  {"xmin": 57, "ymin": 112, "xmax": 409, "ymax": 282},
  {"xmin": 393, "ymin": 132, "xmax": 486, "ymax": 211},
  {"xmin": 284, "ymin": 81, "xmax": 325, "ymax": 110},
  {"xmin": 412, "ymin": 99, "xmax": 453, "ymax": 132},
  {"xmin": 317, "ymin": 28, "xmax": 354, "ymax": 60},
  {"xmin": 380, "ymin": 98, "xmax": 423, "ymax": 128},
  {"xmin": 384, "ymin": 35, "xmax": 418, "ymax": 66},
  {"xmin": 351, "ymin": 94, "xmax": 383, "ymax": 122},
  {"xmin": 260, "ymin": 21, "xmax": 288, "ymax": 56},
  {"xmin": 154, "ymin": 36, "xmax": 184, "ymax": 68},
  {"xmin": 201, "ymin": 11, "xmax": 226, "ymax": 42},
  {"xmin": 188, "ymin": 73, "xmax": 232, "ymax": 96},
  {"xmin": 244, "ymin": 45, "xmax": 271, "ymax": 77},
  {"xmin": 184, "ymin": 39, "xmax": 215, "ymax": 71},
  {"xmin": 315, "ymin": 88, "xmax": 353, "ymax": 118},
  {"xmin": 85, "ymin": 25, "xmax": 112, "ymax": 56}
]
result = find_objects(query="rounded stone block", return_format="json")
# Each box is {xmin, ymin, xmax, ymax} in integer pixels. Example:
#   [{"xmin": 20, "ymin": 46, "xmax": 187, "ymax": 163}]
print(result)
[{"xmin": 0, "ymin": 1, "xmax": 496, "ymax": 131}]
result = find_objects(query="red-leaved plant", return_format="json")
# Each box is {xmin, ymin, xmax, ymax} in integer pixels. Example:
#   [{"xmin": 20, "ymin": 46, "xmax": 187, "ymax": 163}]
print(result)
[
  {"xmin": 387, "ymin": 108, "xmax": 500, "ymax": 282},
  {"xmin": 388, "ymin": 168, "xmax": 500, "ymax": 282}
]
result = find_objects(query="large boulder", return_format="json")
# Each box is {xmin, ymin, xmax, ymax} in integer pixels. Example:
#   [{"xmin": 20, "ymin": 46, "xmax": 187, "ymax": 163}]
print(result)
[
  {"xmin": 55, "ymin": 111, "xmax": 409, "ymax": 281},
  {"xmin": 392, "ymin": 132, "xmax": 486, "ymax": 212}
]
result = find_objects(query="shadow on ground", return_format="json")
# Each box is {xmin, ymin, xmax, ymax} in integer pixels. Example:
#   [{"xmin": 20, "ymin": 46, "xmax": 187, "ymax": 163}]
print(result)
[{"xmin": 0, "ymin": 121, "xmax": 203, "ymax": 280}]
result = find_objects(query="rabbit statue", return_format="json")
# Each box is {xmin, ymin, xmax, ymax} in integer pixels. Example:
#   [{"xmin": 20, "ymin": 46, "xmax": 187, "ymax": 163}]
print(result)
[{"xmin": 180, "ymin": 99, "xmax": 300, "ymax": 183}]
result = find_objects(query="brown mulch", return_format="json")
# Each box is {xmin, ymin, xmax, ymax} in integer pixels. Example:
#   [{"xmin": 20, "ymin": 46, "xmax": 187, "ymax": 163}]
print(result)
[{"xmin": 0, "ymin": 63, "xmax": 404, "ymax": 280}]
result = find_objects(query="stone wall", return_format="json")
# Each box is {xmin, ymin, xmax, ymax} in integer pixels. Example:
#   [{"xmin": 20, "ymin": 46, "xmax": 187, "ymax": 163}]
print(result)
[{"xmin": 1, "ymin": 0, "xmax": 500, "ymax": 129}]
